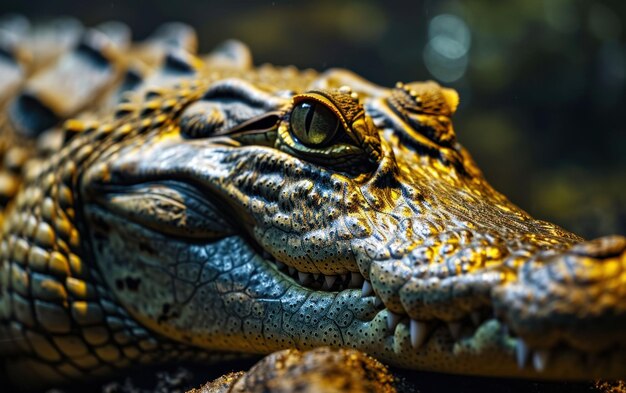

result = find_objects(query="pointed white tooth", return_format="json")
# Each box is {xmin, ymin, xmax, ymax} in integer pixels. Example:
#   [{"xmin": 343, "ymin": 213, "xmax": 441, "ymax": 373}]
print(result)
[
  {"xmin": 386, "ymin": 311, "xmax": 402, "ymax": 331},
  {"xmin": 313, "ymin": 273, "xmax": 320, "ymax": 280},
  {"xmin": 448, "ymin": 322, "xmax": 462, "ymax": 339},
  {"xmin": 298, "ymin": 272, "xmax": 312, "ymax": 285},
  {"xmin": 340, "ymin": 273, "xmax": 347, "ymax": 282},
  {"xmin": 288, "ymin": 266, "xmax": 296, "ymax": 276},
  {"xmin": 350, "ymin": 272, "xmax": 364, "ymax": 288},
  {"xmin": 532, "ymin": 350, "xmax": 550, "ymax": 372},
  {"xmin": 275, "ymin": 261, "xmax": 286, "ymax": 269},
  {"xmin": 471, "ymin": 312, "xmax": 482, "ymax": 327},
  {"xmin": 361, "ymin": 280, "xmax": 374, "ymax": 297},
  {"xmin": 410, "ymin": 319, "xmax": 429, "ymax": 349},
  {"xmin": 323, "ymin": 275, "xmax": 337, "ymax": 290},
  {"xmin": 374, "ymin": 297, "xmax": 383, "ymax": 308},
  {"xmin": 516, "ymin": 339, "xmax": 529, "ymax": 369}
]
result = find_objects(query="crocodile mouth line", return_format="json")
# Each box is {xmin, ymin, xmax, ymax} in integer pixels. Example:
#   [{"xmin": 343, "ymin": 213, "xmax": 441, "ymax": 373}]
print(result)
[{"xmin": 262, "ymin": 249, "xmax": 368, "ymax": 292}]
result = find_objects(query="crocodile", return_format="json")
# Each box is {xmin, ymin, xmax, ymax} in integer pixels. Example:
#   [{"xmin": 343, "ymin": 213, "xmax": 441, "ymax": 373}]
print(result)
[{"xmin": 0, "ymin": 18, "xmax": 625, "ymax": 390}]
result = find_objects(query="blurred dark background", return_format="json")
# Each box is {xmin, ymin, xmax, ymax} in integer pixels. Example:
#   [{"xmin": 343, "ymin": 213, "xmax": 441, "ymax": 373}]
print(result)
[{"xmin": 2, "ymin": 0, "xmax": 625, "ymax": 239}]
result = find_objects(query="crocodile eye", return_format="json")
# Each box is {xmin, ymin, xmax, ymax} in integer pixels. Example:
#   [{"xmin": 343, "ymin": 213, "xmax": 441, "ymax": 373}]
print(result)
[{"xmin": 290, "ymin": 101, "xmax": 339, "ymax": 147}]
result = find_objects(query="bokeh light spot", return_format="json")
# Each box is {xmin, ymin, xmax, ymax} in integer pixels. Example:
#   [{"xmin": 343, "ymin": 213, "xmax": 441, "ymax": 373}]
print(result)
[{"xmin": 423, "ymin": 14, "xmax": 471, "ymax": 83}]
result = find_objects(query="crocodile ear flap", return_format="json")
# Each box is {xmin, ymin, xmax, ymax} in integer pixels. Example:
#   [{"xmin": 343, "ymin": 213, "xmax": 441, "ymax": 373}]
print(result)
[
  {"xmin": 225, "ymin": 112, "xmax": 282, "ymax": 136},
  {"xmin": 441, "ymin": 87, "xmax": 459, "ymax": 115},
  {"xmin": 180, "ymin": 102, "xmax": 282, "ymax": 141}
]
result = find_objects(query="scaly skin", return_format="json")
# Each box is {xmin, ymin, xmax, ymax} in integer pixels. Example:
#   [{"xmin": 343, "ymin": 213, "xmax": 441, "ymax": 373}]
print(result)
[
  {"xmin": 191, "ymin": 347, "xmax": 396, "ymax": 393},
  {"xmin": 0, "ymin": 19, "xmax": 625, "ymax": 389}
]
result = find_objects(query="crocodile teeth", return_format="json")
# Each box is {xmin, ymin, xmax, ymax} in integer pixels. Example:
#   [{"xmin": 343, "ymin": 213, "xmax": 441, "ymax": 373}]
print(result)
[
  {"xmin": 410, "ymin": 319, "xmax": 429, "ymax": 349},
  {"xmin": 298, "ymin": 272, "xmax": 312, "ymax": 285},
  {"xmin": 516, "ymin": 339, "xmax": 530, "ymax": 368},
  {"xmin": 374, "ymin": 297, "xmax": 384, "ymax": 308},
  {"xmin": 386, "ymin": 311, "xmax": 402, "ymax": 331},
  {"xmin": 324, "ymin": 275, "xmax": 337, "ymax": 290},
  {"xmin": 532, "ymin": 350, "xmax": 550, "ymax": 372},
  {"xmin": 349, "ymin": 272, "xmax": 364, "ymax": 288},
  {"xmin": 361, "ymin": 280, "xmax": 374, "ymax": 297},
  {"xmin": 269, "ymin": 256, "xmax": 367, "ymax": 293},
  {"xmin": 447, "ymin": 322, "xmax": 462, "ymax": 339}
]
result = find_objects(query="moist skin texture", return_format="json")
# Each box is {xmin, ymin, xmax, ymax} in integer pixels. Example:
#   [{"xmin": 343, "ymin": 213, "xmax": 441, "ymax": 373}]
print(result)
[{"xmin": 0, "ymin": 20, "xmax": 625, "ymax": 389}]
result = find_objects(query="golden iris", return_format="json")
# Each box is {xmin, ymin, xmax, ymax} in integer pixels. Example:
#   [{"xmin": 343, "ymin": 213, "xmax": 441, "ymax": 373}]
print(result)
[{"xmin": 290, "ymin": 101, "xmax": 340, "ymax": 147}]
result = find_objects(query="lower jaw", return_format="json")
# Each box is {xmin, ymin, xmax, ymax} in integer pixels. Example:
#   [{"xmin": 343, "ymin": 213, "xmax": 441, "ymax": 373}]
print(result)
[
  {"xmin": 198, "ymin": 302, "xmax": 625, "ymax": 380},
  {"xmin": 314, "ymin": 310, "xmax": 626, "ymax": 380}
]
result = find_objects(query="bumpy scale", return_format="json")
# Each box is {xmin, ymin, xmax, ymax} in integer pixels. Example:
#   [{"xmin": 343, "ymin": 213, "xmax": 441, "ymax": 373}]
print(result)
[{"xmin": 0, "ymin": 18, "xmax": 625, "ymax": 389}]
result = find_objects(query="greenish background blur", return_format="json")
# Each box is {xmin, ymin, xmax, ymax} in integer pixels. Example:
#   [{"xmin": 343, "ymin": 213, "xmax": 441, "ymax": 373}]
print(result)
[{"xmin": 3, "ymin": 0, "xmax": 625, "ymax": 239}]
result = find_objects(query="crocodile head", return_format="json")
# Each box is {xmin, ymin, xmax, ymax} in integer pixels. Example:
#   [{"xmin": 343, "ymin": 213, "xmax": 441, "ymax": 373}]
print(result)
[{"xmin": 22, "ymin": 66, "xmax": 624, "ymax": 381}]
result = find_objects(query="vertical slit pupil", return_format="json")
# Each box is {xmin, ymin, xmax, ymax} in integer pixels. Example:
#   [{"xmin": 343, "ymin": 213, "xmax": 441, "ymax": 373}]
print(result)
[
  {"xmin": 290, "ymin": 100, "xmax": 340, "ymax": 147},
  {"xmin": 304, "ymin": 102, "xmax": 316, "ymax": 136}
]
